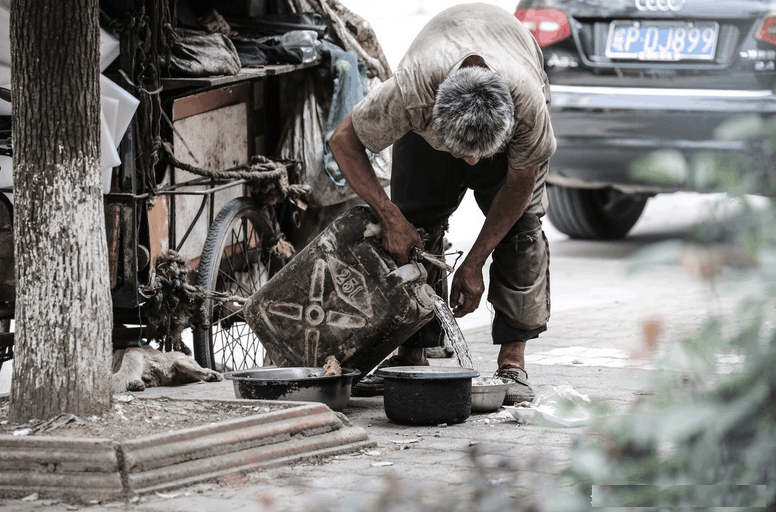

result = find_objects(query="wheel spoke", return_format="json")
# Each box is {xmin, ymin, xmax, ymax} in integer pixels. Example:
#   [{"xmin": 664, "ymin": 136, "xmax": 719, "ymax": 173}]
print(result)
[
  {"xmin": 224, "ymin": 226, "xmax": 239, "ymax": 279},
  {"xmin": 216, "ymin": 220, "xmax": 258, "ymax": 298},
  {"xmin": 240, "ymin": 219, "xmax": 260, "ymax": 295},
  {"xmin": 210, "ymin": 317, "xmax": 267, "ymax": 370},
  {"xmin": 213, "ymin": 305, "xmax": 244, "ymax": 325},
  {"xmin": 198, "ymin": 200, "xmax": 278, "ymax": 371},
  {"xmin": 211, "ymin": 253, "xmax": 270, "ymax": 369}
]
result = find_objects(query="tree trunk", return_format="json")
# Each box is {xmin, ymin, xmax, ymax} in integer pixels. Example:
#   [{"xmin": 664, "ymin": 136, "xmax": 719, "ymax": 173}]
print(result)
[{"xmin": 9, "ymin": 0, "xmax": 112, "ymax": 422}]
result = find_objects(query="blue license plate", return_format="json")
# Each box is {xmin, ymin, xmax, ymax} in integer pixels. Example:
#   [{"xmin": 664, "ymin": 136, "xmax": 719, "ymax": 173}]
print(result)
[{"xmin": 605, "ymin": 21, "xmax": 719, "ymax": 61}]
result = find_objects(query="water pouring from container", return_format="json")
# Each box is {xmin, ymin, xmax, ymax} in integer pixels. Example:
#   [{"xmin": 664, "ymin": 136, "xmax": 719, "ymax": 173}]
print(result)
[{"xmin": 431, "ymin": 293, "xmax": 474, "ymax": 369}]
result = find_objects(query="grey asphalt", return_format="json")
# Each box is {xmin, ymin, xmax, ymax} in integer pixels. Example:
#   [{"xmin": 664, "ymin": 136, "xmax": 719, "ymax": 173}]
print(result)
[{"xmin": 0, "ymin": 193, "xmax": 748, "ymax": 511}]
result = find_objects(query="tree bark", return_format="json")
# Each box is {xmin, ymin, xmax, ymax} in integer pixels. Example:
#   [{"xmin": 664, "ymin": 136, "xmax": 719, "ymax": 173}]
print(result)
[{"xmin": 9, "ymin": 0, "xmax": 112, "ymax": 422}]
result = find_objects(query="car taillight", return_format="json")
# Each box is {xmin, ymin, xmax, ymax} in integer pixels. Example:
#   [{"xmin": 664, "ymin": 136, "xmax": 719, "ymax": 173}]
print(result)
[
  {"xmin": 755, "ymin": 14, "xmax": 776, "ymax": 46},
  {"xmin": 514, "ymin": 9, "xmax": 571, "ymax": 48}
]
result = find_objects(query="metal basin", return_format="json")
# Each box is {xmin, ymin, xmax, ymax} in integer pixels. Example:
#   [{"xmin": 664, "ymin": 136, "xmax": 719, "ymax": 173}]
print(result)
[
  {"xmin": 224, "ymin": 367, "xmax": 360, "ymax": 412},
  {"xmin": 376, "ymin": 366, "xmax": 479, "ymax": 425},
  {"xmin": 470, "ymin": 378, "xmax": 510, "ymax": 413}
]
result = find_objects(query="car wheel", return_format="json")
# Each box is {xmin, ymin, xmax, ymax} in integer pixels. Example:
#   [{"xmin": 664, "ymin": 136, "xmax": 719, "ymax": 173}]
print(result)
[{"xmin": 547, "ymin": 185, "xmax": 648, "ymax": 240}]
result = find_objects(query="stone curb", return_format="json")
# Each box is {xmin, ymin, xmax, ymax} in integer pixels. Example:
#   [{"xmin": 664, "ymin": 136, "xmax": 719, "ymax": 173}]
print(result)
[{"xmin": 0, "ymin": 398, "xmax": 374, "ymax": 501}]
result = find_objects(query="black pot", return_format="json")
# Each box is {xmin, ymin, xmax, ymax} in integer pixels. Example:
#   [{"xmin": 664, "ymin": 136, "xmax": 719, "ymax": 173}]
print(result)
[{"xmin": 376, "ymin": 366, "xmax": 479, "ymax": 425}]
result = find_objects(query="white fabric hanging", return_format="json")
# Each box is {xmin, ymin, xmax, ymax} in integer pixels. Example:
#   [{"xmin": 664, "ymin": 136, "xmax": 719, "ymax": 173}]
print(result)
[{"xmin": 0, "ymin": 2, "xmax": 137, "ymax": 194}]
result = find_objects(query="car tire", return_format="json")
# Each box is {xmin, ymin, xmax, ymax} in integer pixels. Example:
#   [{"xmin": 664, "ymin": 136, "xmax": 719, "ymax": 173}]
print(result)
[{"xmin": 547, "ymin": 185, "xmax": 648, "ymax": 240}]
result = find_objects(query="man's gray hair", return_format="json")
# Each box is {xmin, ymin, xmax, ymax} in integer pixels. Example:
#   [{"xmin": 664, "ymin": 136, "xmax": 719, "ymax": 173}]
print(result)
[{"xmin": 432, "ymin": 66, "xmax": 514, "ymax": 159}]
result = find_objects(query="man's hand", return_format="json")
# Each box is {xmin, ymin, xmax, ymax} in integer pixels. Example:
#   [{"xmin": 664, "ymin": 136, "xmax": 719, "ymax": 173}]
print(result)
[
  {"xmin": 380, "ymin": 208, "xmax": 423, "ymax": 265},
  {"xmin": 329, "ymin": 115, "xmax": 422, "ymax": 265},
  {"xmin": 449, "ymin": 164, "xmax": 538, "ymax": 318},
  {"xmin": 449, "ymin": 262, "xmax": 485, "ymax": 318}
]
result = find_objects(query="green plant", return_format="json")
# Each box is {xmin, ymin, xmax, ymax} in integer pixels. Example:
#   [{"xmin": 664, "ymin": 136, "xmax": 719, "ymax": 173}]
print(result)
[{"xmin": 551, "ymin": 114, "xmax": 776, "ymax": 511}]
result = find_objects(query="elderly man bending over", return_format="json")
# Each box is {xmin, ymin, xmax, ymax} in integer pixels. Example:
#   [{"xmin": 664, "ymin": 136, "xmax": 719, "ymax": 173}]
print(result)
[{"xmin": 329, "ymin": 3, "xmax": 556, "ymax": 404}]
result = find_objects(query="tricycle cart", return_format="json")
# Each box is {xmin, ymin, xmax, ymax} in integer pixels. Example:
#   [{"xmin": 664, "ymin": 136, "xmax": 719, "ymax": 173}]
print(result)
[{"xmin": 0, "ymin": 0, "xmax": 391, "ymax": 374}]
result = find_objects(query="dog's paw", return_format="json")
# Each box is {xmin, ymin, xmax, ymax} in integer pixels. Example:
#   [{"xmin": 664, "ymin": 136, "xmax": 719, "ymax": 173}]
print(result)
[
  {"xmin": 127, "ymin": 380, "xmax": 146, "ymax": 392},
  {"xmin": 207, "ymin": 371, "xmax": 223, "ymax": 382}
]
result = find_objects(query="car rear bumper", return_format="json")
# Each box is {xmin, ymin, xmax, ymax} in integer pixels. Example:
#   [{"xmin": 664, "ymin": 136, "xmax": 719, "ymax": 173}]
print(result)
[
  {"xmin": 548, "ymin": 86, "xmax": 776, "ymax": 192},
  {"xmin": 550, "ymin": 85, "xmax": 776, "ymax": 113}
]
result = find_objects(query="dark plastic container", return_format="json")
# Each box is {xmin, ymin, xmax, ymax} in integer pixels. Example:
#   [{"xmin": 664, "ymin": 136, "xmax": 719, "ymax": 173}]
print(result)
[
  {"xmin": 243, "ymin": 206, "xmax": 436, "ymax": 380},
  {"xmin": 224, "ymin": 367, "xmax": 360, "ymax": 412},
  {"xmin": 376, "ymin": 366, "xmax": 480, "ymax": 425}
]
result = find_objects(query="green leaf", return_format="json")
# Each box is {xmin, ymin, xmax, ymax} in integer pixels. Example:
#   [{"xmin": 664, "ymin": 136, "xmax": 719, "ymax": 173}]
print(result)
[
  {"xmin": 567, "ymin": 446, "xmax": 613, "ymax": 482},
  {"xmin": 741, "ymin": 232, "xmax": 764, "ymax": 259},
  {"xmin": 658, "ymin": 403, "xmax": 718, "ymax": 441},
  {"xmin": 630, "ymin": 150, "xmax": 687, "ymax": 186},
  {"xmin": 689, "ymin": 152, "xmax": 720, "ymax": 190},
  {"xmin": 627, "ymin": 240, "xmax": 684, "ymax": 272},
  {"xmin": 714, "ymin": 114, "xmax": 765, "ymax": 141}
]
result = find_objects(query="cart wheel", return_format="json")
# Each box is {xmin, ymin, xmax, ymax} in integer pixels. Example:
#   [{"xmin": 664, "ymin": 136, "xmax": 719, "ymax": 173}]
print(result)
[{"xmin": 194, "ymin": 197, "xmax": 284, "ymax": 371}]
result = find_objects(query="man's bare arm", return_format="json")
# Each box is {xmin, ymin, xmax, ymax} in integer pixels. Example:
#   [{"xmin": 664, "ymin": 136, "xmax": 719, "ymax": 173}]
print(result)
[
  {"xmin": 450, "ymin": 164, "xmax": 539, "ymax": 317},
  {"xmin": 329, "ymin": 114, "xmax": 422, "ymax": 264}
]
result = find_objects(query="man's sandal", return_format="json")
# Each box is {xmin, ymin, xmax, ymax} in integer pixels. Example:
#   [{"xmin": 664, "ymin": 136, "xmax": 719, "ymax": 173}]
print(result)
[
  {"xmin": 495, "ymin": 365, "xmax": 536, "ymax": 405},
  {"xmin": 351, "ymin": 355, "xmax": 429, "ymax": 397}
]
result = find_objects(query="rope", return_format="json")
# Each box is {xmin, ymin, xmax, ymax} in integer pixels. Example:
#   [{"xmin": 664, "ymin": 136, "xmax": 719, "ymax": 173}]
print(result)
[
  {"xmin": 138, "ymin": 251, "xmax": 254, "ymax": 354},
  {"xmin": 138, "ymin": 278, "xmax": 247, "ymax": 306},
  {"xmin": 155, "ymin": 138, "xmax": 310, "ymax": 208},
  {"xmin": 155, "ymin": 138, "xmax": 309, "ymax": 198},
  {"xmin": 156, "ymin": 138, "xmax": 287, "ymax": 181}
]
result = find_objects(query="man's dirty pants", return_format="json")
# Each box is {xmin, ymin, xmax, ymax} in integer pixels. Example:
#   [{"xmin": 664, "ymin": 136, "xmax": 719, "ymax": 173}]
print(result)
[{"xmin": 390, "ymin": 131, "xmax": 550, "ymax": 348}]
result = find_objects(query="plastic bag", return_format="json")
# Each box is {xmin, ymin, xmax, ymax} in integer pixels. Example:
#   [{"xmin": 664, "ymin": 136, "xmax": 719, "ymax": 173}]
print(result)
[
  {"xmin": 280, "ymin": 30, "xmax": 322, "ymax": 64},
  {"xmin": 233, "ymin": 30, "xmax": 322, "ymax": 67},
  {"xmin": 321, "ymin": 40, "xmax": 369, "ymax": 185},
  {"xmin": 503, "ymin": 384, "xmax": 594, "ymax": 428},
  {"xmin": 275, "ymin": 71, "xmax": 390, "ymax": 208}
]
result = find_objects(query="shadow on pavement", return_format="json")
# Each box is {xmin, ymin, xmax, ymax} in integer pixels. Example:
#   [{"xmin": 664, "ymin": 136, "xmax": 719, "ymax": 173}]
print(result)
[{"xmin": 549, "ymin": 229, "xmax": 697, "ymax": 260}]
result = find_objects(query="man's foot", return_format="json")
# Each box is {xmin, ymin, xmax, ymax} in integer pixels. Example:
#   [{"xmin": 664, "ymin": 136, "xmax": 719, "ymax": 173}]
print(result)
[
  {"xmin": 495, "ymin": 364, "xmax": 535, "ymax": 405},
  {"xmin": 351, "ymin": 355, "xmax": 429, "ymax": 397}
]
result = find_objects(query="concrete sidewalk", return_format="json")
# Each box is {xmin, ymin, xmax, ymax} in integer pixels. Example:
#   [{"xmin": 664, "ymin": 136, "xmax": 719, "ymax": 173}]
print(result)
[
  {"xmin": 1, "ymin": 197, "xmax": 743, "ymax": 510},
  {"xmin": 0, "ymin": 324, "xmax": 654, "ymax": 512}
]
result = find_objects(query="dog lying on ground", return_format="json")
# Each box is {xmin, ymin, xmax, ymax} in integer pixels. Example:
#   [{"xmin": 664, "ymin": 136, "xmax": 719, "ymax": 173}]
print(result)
[{"xmin": 111, "ymin": 347, "xmax": 222, "ymax": 393}]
